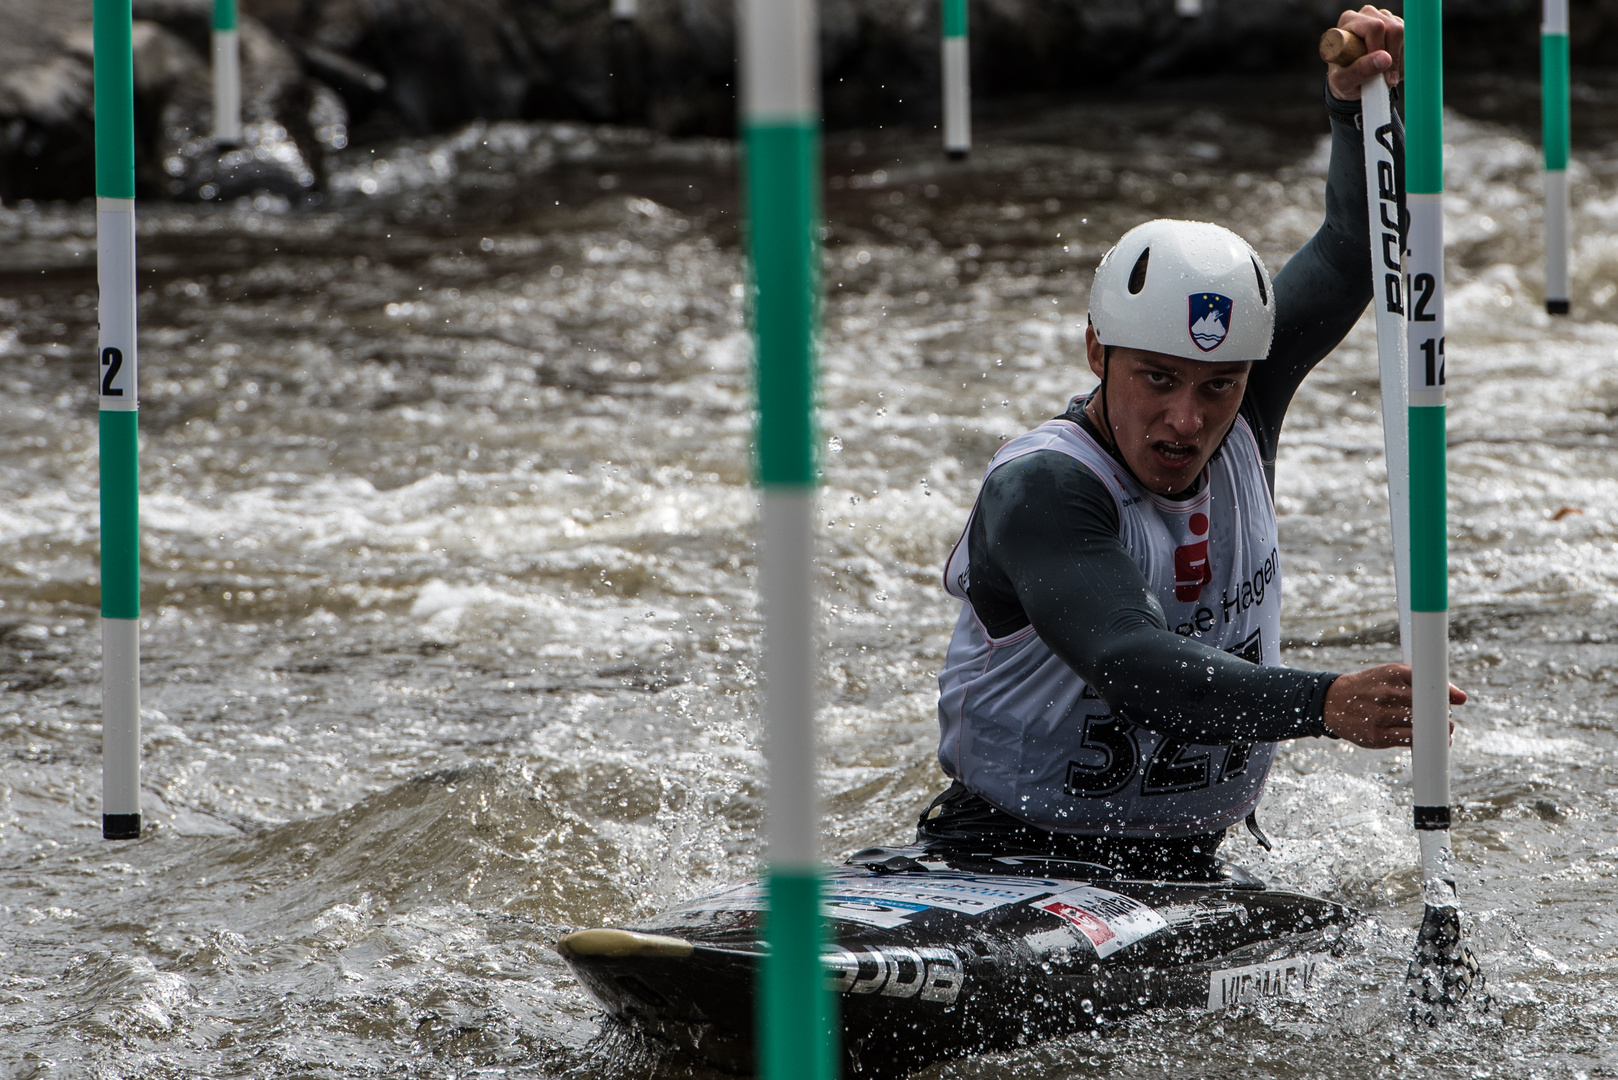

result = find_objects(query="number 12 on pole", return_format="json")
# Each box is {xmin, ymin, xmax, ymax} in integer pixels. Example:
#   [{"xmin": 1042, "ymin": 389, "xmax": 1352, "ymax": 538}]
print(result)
[{"xmin": 1409, "ymin": 269, "xmax": 1444, "ymax": 389}]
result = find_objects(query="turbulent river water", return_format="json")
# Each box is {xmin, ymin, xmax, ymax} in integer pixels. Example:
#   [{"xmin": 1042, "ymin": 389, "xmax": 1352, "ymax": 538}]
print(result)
[{"xmin": 5, "ymin": 75, "xmax": 1618, "ymax": 1077}]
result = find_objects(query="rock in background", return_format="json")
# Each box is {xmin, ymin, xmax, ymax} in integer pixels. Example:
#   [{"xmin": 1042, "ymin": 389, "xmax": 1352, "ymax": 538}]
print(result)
[
  {"xmin": 0, "ymin": 0, "xmax": 332, "ymax": 202},
  {"xmin": 0, "ymin": 0, "xmax": 1605, "ymax": 203}
]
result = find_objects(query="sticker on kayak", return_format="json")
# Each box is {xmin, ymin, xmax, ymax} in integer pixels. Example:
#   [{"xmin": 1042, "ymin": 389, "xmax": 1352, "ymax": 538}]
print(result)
[
  {"xmin": 668, "ymin": 875, "xmax": 1059, "ymax": 928},
  {"xmin": 664, "ymin": 882, "xmax": 776, "ymax": 921},
  {"xmin": 826, "ymin": 874, "xmax": 1057, "ymax": 921},
  {"xmin": 821, "ymin": 897, "xmax": 929, "ymax": 929},
  {"xmin": 824, "ymin": 945, "xmax": 963, "ymax": 1004},
  {"xmin": 1031, "ymin": 886, "xmax": 1168, "ymax": 959},
  {"xmin": 1206, "ymin": 953, "xmax": 1324, "ymax": 1010}
]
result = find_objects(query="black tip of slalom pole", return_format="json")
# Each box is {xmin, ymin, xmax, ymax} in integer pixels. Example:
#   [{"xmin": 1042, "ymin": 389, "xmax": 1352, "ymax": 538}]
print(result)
[
  {"xmin": 946, "ymin": 149, "xmax": 968, "ymax": 162},
  {"xmin": 1547, "ymin": 299, "xmax": 1570, "ymax": 315},
  {"xmin": 103, "ymin": 813, "xmax": 141, "ymax": 840}
]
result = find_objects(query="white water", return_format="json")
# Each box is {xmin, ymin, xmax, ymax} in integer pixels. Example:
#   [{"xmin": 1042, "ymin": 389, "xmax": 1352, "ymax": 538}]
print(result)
[{"xmin": 2, "ymin": 85, "xmax": 1617, "ymax": 1076}]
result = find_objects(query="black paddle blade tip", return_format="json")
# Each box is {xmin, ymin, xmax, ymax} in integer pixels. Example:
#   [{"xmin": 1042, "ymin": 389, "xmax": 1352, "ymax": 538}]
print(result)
[
  {"xmin": 1407, "ymin": 903, "xmax": 1488, "ymax": 1025},
  {"xmin": 103, "ymin": 813, "xmax": 141, "ymax": 840}
]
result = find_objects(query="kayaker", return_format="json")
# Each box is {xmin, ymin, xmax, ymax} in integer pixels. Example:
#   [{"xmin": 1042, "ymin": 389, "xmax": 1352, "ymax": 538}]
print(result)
[{"xmin": 923, "ymin": 6, "xmax": 1466, "ymax": 873}]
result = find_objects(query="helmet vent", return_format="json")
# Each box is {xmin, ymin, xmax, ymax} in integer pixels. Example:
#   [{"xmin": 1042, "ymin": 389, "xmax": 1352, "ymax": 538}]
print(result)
[
  {"xmin": 1127, "ymin": 248, "xmax": 1150, "ymax": 295},
  {"xmin": 1252, "ymin": 257, "xmax": 1268, "ymax": 306}
]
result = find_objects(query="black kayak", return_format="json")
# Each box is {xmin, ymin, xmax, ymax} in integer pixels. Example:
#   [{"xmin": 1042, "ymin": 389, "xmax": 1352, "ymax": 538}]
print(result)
[{"xmin": 558, "ymin": 844, "xmax": 1355, "ymax": 1078}]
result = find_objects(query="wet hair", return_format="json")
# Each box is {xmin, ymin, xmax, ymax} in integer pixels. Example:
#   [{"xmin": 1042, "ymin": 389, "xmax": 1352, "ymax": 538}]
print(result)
[
  {"xmin": 1085, "ymin": 314, "xmax": 1117, "ymax": 446},
  {"xmin": 1100, "ymin": 345, "xmax": 1114, "ymax": 446}
]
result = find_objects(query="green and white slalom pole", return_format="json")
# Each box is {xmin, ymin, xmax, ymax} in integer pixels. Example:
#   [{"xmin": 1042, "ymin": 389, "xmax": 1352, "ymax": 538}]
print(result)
[
  {"xmin": 1322, "ymin": 28, "xmax": 1413, "ymax": 661},
  {"xmin": 1175, "ymin": 0, "xmax": 1203, "ymax": 17},
  {"xmin": 941, "ymin": 0, "xmax": 970, "ymax": 160},
  {"xmin": 739, "ymin": 0, "xmax": 833, "ymax": 1076},
  {"xmin": 212, "ymin": 0, "xmax": 241, "ymax": 145},
  {"xmin": 1403, "ymin": 0, "xmax": 1484, "ymax": 1022},
  {"xmin": 1543, "ymin": 0, "xmax": 1571, "ymax": 314},
  {"xmin": 612, "ymin": 0, "xmax": 637, "ymax": 21},
  {"xmin": 95, "ymin": 0, "xmax": 142, "ymax": 842}
]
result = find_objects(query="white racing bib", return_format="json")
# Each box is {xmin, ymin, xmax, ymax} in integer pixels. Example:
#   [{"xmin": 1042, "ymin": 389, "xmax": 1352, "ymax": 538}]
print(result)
[{"xmin": 936, "ymin": 410, "xmax": 1283, "ymax": 837}]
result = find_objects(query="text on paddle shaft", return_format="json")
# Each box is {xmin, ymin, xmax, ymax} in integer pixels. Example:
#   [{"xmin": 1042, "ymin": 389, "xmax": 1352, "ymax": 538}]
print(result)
[{"xmin": 1375, "ymin": 122, "xmax": 1404, "ymax": 317}]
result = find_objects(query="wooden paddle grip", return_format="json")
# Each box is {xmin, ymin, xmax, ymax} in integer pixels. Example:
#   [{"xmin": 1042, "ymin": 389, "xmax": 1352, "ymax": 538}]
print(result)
[{"xmin": 1319, "ymin": 27, "xmax": 1367, "ymax": 67}]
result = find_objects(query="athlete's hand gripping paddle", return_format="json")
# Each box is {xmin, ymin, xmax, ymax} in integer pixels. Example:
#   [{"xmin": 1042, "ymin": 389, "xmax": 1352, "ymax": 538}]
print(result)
[{"xmin": 1322, "ymin": 23, "xmax": 1486, "ymax": 1024}]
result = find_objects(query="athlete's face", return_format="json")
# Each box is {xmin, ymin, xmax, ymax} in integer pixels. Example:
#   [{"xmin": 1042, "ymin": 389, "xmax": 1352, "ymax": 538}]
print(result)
[{"xmin": 1083, "ymin": 325, "xmax": 1252, "ymax": 496}]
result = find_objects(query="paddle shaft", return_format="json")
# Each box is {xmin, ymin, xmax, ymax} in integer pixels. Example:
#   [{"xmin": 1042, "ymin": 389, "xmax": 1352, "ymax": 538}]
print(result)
[{"xmin": 1361, "ymin": 74, "xmax": 1413, "ymax": 663}]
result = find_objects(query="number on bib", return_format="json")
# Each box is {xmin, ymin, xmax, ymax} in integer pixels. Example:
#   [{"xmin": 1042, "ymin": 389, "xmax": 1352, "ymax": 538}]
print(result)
[
  {"xmin": 1141, "ymin": 740, "xmax": 1212, "ymax": 794},
  {"xmin": 1064, "ymin": 714, "xmax": 1138, "ymax": 797}
]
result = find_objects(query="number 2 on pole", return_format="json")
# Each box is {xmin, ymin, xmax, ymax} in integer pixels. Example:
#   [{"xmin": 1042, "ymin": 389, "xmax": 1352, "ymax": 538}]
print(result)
[
  {"xmin": 101, "ymin": 347, "xmax": 124, "ymax": 396},
  {"xmin": 1412, "ymin": 273, "xmax": 1437, "ymax": 321},
  {"xmin": 1418, "ymin": 336, "xmax": 1446, "ymax": 386}
]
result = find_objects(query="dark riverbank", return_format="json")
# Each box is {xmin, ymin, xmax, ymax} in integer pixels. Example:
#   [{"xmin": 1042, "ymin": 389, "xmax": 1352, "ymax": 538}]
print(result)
[{"xmin": 1, "ymin": 0, "xmax": 1612, "ymax": 203}]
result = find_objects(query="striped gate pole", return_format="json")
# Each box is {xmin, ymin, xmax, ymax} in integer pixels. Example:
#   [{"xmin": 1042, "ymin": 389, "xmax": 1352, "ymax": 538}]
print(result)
[
  {"xmin": 1543, "ymin": 0, "xmax": 1571, "ymax": 314},
  {"xmin": 1404, "ymin": 1, "xmax": 1487, "ymax": 1021},
  {"xmin": 95, "ymin": 0, "xmax": 142, "ymax": 842},
  {"xmin": 941, "ymin": 0, "xmax": 971, "ymax": 160},
  {"xmin": 1406, "ymin": 4, "xmax": 1488, "ymax": 1015},
  {"xmin": 739, "ymin": 0, "xmax": 833, "ymax": 1077},
  {"xmin": 1405, "ymin": 0, "xmax": 1453, "ymax": 917},
  {"xmin": 213, "ymin": 0, "xmax": 242, "ymax": 144},
  {"xmin": 612, "ymin": 0, "xmax": 637, "ymax": 22},
  {"xmin": 1175, "ymin": 0, "xmax": 1204, "ymax": 17}
]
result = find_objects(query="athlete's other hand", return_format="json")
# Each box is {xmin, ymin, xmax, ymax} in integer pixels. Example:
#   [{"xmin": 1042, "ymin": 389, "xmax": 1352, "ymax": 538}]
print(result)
[
  {"xmin": 1322, "ymin": 664, "xmax": 1465, "ymax": 749},
  {"xmin": 1326, "ymin": 6, "xmax": 1404, "ymax": 101}
]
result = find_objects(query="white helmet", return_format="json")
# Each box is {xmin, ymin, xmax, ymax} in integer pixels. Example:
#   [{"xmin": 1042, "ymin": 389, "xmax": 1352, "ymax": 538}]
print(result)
[{"xmin": 1089, "ymin": 219, "xmax": 1275, "ymax": 363}]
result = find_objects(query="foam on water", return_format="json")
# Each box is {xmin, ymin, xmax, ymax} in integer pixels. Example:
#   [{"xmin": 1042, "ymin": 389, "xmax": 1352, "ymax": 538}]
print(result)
[{"xmin": 4, "ymin": 84, "xmax": 1618, "ymax": 1076}]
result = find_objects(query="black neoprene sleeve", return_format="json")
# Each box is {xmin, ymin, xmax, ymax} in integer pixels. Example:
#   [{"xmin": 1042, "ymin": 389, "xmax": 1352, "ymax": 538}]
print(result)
[
  {"xmin": 961, "ymin": 95, "xmax": 1392, "ymax": 744},
  {"xmin": 970, "ymin": 452, "xmax": 1333, "ymax": 743}
]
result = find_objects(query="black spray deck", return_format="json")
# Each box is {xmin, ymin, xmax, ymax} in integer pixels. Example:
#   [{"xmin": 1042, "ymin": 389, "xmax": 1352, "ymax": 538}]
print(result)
[{"xmin": 558, "ymin": 846, "xmax": 1354, "ymax": 1077}]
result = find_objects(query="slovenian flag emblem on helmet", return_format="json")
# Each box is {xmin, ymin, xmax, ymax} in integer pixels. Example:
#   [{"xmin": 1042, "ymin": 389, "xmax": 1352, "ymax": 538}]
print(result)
[{"xmin": 1188, "ymin": 293, "xmax": 1233, "ymax": 352}]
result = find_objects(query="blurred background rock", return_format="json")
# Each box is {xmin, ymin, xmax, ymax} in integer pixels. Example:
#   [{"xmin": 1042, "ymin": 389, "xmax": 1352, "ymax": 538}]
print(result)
[{"xmin": 0, "ymin": 0, "xmax": 1608, "ymax": 203}]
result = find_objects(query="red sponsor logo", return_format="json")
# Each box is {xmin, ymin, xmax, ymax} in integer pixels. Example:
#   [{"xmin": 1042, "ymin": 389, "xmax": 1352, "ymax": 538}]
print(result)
[
  {"xmin": 1174, "ymin": 512, "xmax": 1212, "ymax": 602},
  {"xmin": 1041, "ymin": 900, "xmax": 1115, "ymax": 949}
]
